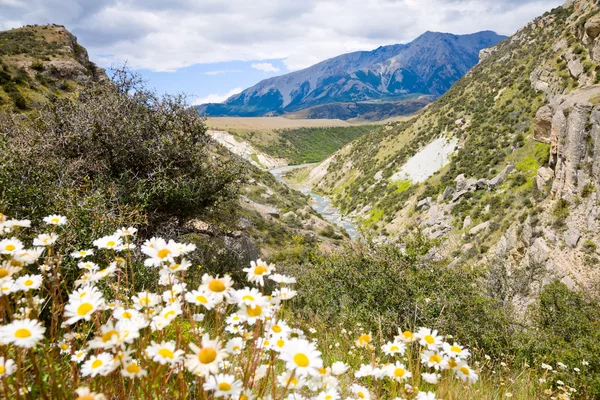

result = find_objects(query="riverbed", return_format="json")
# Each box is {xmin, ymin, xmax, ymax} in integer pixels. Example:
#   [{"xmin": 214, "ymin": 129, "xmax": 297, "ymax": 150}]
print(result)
[{"xmin": 270, "ymin": 164, "xmax": 360, "ymax": 240}]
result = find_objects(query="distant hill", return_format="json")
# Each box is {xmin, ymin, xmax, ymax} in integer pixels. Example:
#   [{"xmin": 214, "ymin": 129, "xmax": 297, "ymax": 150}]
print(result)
[
  {"xmin": 0, "ymin": 24, "xmax": 106, "ymax": 111},
  {"xmin": 198, "ymin": 31, "xmax": 506, "ymax": 119}
]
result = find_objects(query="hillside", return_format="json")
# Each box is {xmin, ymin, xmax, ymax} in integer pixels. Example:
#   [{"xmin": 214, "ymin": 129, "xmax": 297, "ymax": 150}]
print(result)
[
  {"xmin": 0, "ymin": 24, "xmax": 106, "ymax": 111},
  {"xmin": 197, "ymin": 31, "xmax": 506, "ymax": 119},
  {"xmin": 306, "ymin": 0, "xmax": 600, "ymax": 300}
]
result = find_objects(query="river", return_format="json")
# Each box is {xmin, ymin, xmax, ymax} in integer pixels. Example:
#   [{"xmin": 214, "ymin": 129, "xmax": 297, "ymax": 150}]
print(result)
[{"xmin": 269, "ymin": 164, "xmax": 360, "ymax": 240}]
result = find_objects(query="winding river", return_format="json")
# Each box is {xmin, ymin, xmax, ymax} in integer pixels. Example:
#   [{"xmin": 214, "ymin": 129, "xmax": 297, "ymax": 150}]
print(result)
[{"xmin": 270, "ymin": 164, "xmax": 360, "ymax": 240}]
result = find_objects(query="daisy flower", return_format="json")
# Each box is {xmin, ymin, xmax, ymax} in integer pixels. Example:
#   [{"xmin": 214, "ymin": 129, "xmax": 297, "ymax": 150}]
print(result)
[
  {"xmin": 382, "ymin": 340, "xmax": 406, "ymax": 356},
  {"xmin": 116, "ymin": 227, "xmax": 137, "ymax": 237},
  {"xmin": 185, "ymin": 289, "xmax": 218, "ymax": 310},
  {"xmin": 231, "ymin": 287, "xmax": 267, "ymax": 307},
  {"xmin": 33, "ymin": 233, "xmax": 59, "ymax": 246},
  {"xmin": 146, "ymin": 341, "xmax": 185, "ymax": 365},
  {"xmin": 415, "ymin": 327, "xmax": 443, "ymax": 349},
  {"xmin": 15, "ymin": 274, "xmax": 43, "ymax": 292},
  {"xmin": 71, "ymin": 249, "xmax": 94, "ymax": 259},
  {"xmin": 132, "ymin": 291, "xmax": 161, "ymax": 310},
  {"xmin": 269, "ymin": 273, "xmax": 297, "ymax": 284},
  {"xmin": 331, "ymin": 361, "xmax": 349, "ymax": 376},
  {"xmin": 43, "ymin": 214, "xmax": 67, "ymax": 225},
  {"xmin": 421, "ymin": 350, "xmax": 447, "ymax": 370},
  {"xmin": 355, "ymin": 333, "xmax": 372, "ymax": 347},
  {"xmin": 200, "ymin": 274, "xmax": 233, "ymax": 302},
  {"xmin": 442, "ymin": 342, "xmax": 470, "ymax": 360},
  {"xmin": 77, "ymin": 261, "xmax": 99, "ymax": 271},
  {"xmin": 121, "ymin": 359, "xmax": 147, "ymax": 379},
  {"xmin": 351, "ymin": 384, "xmax": 371, "ymax": 400},
  {"xmin": 82, "ymin": 353, "xmax": 114, "ymax": 377},
  {"xmin": 71, "ymin": 350, "xmax": 88, "ymax": 363},
  {"xmin": 397, "ymin": 330, "xmax": 416, "ymax": 343},
  {"xmin": 277, "ymin": 371, "xmax": 306, "ymax": 390},
  {"xmin": 185, "ymin": 334, "xmax": 228, "ymax": 377},
  {"xmin": 203, "ymin": 373, "xmax": 243, "ymax": 398},
  {"xmin": 93, "ymin": 235, "xmax": 123, "ymax": 250},
  {"xmin": 243, "ymin": 259, "xmax": 275, "ymax": 286},
  {"xmin": 63, "ymin": 292, "xmax": 104, "ymax": 325},
  {"xmin": 0, "ymin": 318, "xmax": 46, "ymax": 348},
  {"xmin": 281, "ymin": 338, "xmax": 323, "ymax": 377},
  {"xmin": 74, "ymin": 387, "xmax": 106, "ymax": 400},
  {"xmin": 0, "ymin": 238, "xmax": 23, "ymax": 255},
  {"xmin": 421, "ymin": 372, "xmax": 441, "ymax": 384},
  {"xmin": 454, "ymin": 362, "xmax": 478, "ymax": 384},
  {"xmin": 416, "ymin": 392, "xmax": 437, "ymax": 400},
  {"xmin": 141, "ymin": 237, "xmax": 181, "ymax": 267},
  {"xmin": 384, "ymin": 361, "xmax": 412, "ymax": 382},
  {"xmin": 0, "ymin": 357, "xmax": 16, "ymax": 377}
]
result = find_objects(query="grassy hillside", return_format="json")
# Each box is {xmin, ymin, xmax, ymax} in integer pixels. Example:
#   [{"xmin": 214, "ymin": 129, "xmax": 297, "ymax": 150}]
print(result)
[
  {"xmin": 258, "ymin": 125, "xmax": 377, "ymax": 164},
  {"xmin": 0, "ymin": 24, "xmax": 105, "ymax": 111}
]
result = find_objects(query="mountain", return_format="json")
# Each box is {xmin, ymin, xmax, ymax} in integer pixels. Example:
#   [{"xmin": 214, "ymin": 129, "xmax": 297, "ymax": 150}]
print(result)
[
  {"xmin": 299, "ymin": 0, "xmax": 600, "ymax": 297},
  {"xmin": 198, "ymin": 30, "xmax": 506, "ymax": 119},
  {"xmin": 0, "ymin": 24, "xmax": 106, "ymax": 111}
]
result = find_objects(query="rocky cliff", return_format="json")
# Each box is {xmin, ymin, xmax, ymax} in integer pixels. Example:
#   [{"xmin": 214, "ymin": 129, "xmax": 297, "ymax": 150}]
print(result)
[{"xmin": 305, "ymin": 0, "xmax": 600, "ymax": 307}]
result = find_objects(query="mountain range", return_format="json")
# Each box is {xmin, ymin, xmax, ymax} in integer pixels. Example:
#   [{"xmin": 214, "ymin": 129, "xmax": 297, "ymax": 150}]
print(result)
[{"xmin": 198, "ymin": 30, "xmax": 507, "ymax": 119}]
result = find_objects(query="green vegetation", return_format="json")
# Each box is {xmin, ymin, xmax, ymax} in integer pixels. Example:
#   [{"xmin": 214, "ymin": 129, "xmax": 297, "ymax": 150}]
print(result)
[{"xmin": 259, "ymin": 125, "xmax": 375, "ymax": 164}]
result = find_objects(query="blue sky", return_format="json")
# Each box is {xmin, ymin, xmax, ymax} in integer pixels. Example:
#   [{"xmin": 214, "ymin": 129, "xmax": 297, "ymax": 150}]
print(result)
[
  {"xmin": 0, "ymin": 0, "xmax": 564, "ymax": 104},
  {"xmin": 137, "ymin": 59, "xmax": 287, "ymax": 105}
]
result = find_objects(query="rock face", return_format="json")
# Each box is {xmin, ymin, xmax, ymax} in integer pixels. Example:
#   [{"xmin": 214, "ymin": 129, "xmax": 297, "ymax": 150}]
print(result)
[{"xmin": 534, "ymin": 105, "xmax": 554, "ymax": 143}]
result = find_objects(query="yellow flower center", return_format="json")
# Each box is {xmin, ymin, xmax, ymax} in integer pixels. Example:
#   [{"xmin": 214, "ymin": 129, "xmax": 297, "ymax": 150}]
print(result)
[
  {"xmin": 164, "ymin": 310, "xmax": 176, "ymax": 319},
  {"xmin": 76, "ymin": 395, "xmax": 95, "ymax": 400},
  {"xmin": 60, "ymin": 343, "xmax": 69, "ymax": 350},
  {"xmin": 272, "ymin": 325, "xmax": 282, "ymax": 333},
  {"xmin": 77, "ymin": 302, "xmax": 93, "ymax": 316},
  {"xmin": 0, "ymin": 269, "xmax": 8, "ymax": 278},
  {"xmin": 0, "ymin": 366, "xmax": 5, "ymax": 374},
  {"xmin": 318, "ymin": 368, "xmax": 327, "ymax": 375},
  {"xmin": 325, "ymin": 397, "xmax": 332, "ymax": 400},
  {"xmin": 390, "ymin": 345, "xmax": 399, "ymax": 352},
  {"xmin": 122, "ymin": 311, "xmax": 132, "ymax": 319},
  {"xmin": 24, "ymin": 279, "xmax": 33, "ymax": 286},
  {"xmin": 158, "ymin": 348, "xmax": 174, "ymax": 359},
  {"xmin": 448, "ymin": 358, "xmax": 458, "ymax": 368},
  {"xmin": 218, "ymin": 382, "xmax": 232, "ymax": 391},
  {"xmin": 51, "ymin": 218, "xmax": 60, "ymax": 224},
  {"xmin": 5, "ymin": 244, "xmax": 15, "ymax": 251},
  {"xmin": 424, "ymin": 335, "xmax": 435, "ymax": 345},
  {"xmin": 106, "ymin": 241, "xmax": 116, "ymax": 247},
  {"xmin": 208, "ymin": 279, "xmax": 226, "ymax": 292},
  {"xmin": 157, "ymin": 249, "xmax": 171, "ymax": 259},
  {"xmin": 460, "ymin": 366, "xmax": 470, "ymax": 375},
  {"xmin": 294, "ymin": 353, "xmax": 310, "ymax": 367},
  {"xmin": 450, "ymin": 345, "xmax": 462, "ymax": 353},
  {"xmin": 102, "ymin": 330, "xmax": 119, "ymax": 343},
  {"xmin": 276, "ymin": 339, "xmax": 285, "ymax": 348},
  {"xmin": 242, "ymin": 295, "xmax": 254, "ymax": 301},
  {"xmin": 394, "ymin": 368, "xmax": 405, "ymax": 377},
  {"xmin": 139, "ymin": 297, "xmax": 150, "ymax": 305},
  {"xmin": 169, "ymin": 264, "xmax": 180, "ymax": 270},
  {"xmin": 358, "ymin": 334, "xmax": 371, "ymax": 345},
  {"xmin": 247, "ymin": 305, "xmax": 262, "ymax": 317},
  {"xmin": 358, "ymin": 392, "xmax": 366, "ymax": 399},
  {"xmin": 15, "ymin": 328, "xmax": 31, "ymax": 338},
  {"xmin": 403, "ymin": 331, "xmax": 413, "ymax": 339},
  {"xmin": 126, "ymin": 363, "xmax": 141, "ymax": 374},
  {"xmin": 429, "ymin": 354, "xmax": 442, "ymax": 364},
  {"xmin": 240, "ymin": 395, "xmax": 248, "ymax": 400},
  {"xmin": 91, "ymin": 359, "xmax": 103, "ymax": 369},
  {"xmin": 254, "ymin": 265, "xmax": 268, "ymax": 275},
  {"xmin": 10, "ymin": 259, "xmax": 22, "ymax": 267},
  {"xmin": 198, "ymin": 347, "xmax": 217, "ymax": 364},
  {"xmin": 196, "ymin": 295, "xmax": 208, "ymax": 304}
]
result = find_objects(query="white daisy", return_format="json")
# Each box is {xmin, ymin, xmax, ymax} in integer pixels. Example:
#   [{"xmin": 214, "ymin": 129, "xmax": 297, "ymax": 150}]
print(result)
[
  {"xmin": 0, "ymin": 318, "xmax": 46, "ymax": 348},
  {"xmin": 43, "ymin": 214, "xmax": 67, "ymax": 226}
]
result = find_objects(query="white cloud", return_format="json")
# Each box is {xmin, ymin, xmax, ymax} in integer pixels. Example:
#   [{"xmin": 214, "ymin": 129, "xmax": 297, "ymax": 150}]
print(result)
[
  {"xmin": 192, "ymin": 87, "xmax": 243, "ymax": 105},
  {"xmin": 251, "ymin": 62, "xmax": 280, "ymax": 73},
  {"xmin": 203, "ymin": 69, "xmax": 242, "ymax": 75},
  {"xmin": 0, "ymin": 0, "xmax": 564, "ymax": 72}
]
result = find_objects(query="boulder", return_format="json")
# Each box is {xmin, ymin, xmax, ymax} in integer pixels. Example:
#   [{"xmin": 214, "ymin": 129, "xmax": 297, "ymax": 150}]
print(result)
[
  {"xmin": 475, "ymin": 179, "xmax": 488, "ymax": 189},
  {"xmin": 564, "ymin": 226, "xmax": 581, "ymax": 248},
  {"xmin": 530, "ymin": 238, "xmax": 550, "ymax": 264},
  {"xmin": 442, "ymin": 186, "xmax": 455, "ymax": 200},
  {"xmin": 282, "ymin": 211, "xmax": 297, "ymax": 219},
  {"xmin": 417, "ymin": 197, "xmax": 432, "ymax": 209},
  {"xmin": 585, "ymin": 15, "xmax": 600, "ymax": 40},
  {"xmin": 452, "ymin": 190, "xmax": 469, "ymax": 202},
  {"xmin": 534, "ymin": 105, "xmax": 553, "ymax": 144},
  {"xmin": 455, "ymin": 174, "xmax": 468, "ymax": 191},
  {"xmin": 488, "ymin": 165, "xmax": 515, "ymax": 189},
  {"xmin": 463, "ymin": 216, "xmax": 473, "ymax": 230},
  {"xmin": 469, "ymin": 221, "xmax": 490, "ymax": 235},
  {"xmin": 536, "ymin": 166, "xmax": 555, "ymax": 190}
]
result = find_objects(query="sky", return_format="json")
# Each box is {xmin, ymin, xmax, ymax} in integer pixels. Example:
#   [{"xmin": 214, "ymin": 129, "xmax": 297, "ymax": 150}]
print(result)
[{"xmin": 0, "ymin": 0, "xmax": 564, "ymax": 105}]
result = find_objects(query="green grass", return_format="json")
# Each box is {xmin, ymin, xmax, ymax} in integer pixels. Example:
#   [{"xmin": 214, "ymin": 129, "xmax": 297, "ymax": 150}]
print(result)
[{"xmin": 259, "ymin": 125, "xmax": 376, "ymax": 164}]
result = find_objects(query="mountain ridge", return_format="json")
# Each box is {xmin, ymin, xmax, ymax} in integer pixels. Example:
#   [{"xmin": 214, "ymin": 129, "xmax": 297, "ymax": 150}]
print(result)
[{"xmin": 198, "ymin": 30, "xmax": 507, "ymax": 119}]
